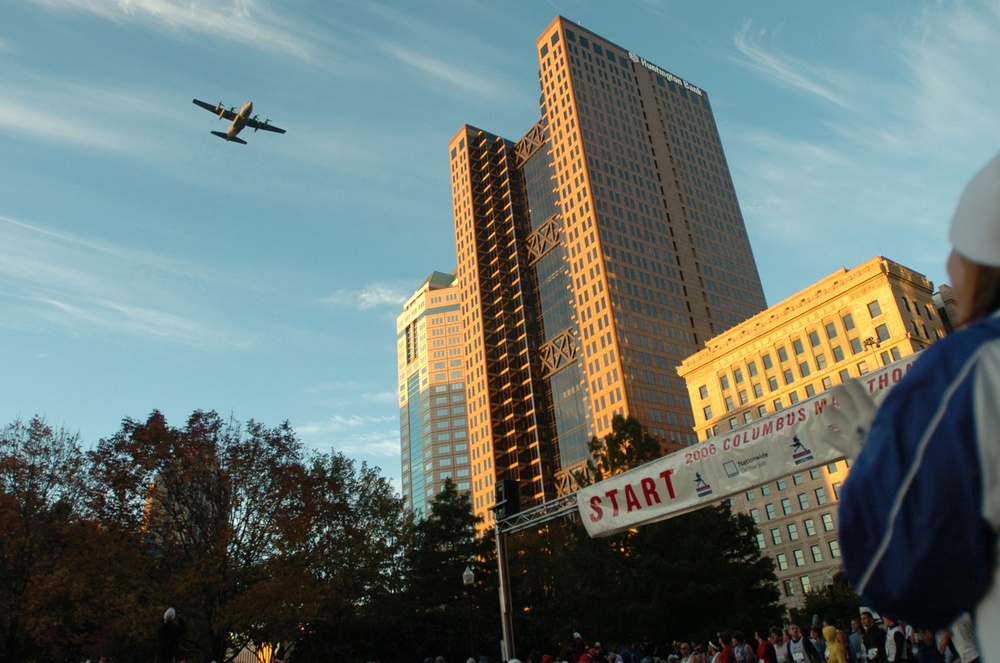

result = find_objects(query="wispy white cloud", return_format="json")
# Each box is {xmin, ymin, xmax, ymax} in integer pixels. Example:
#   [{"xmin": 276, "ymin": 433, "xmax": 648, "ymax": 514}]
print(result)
[
  {"xmin": 362, "ymin": 390, "xmax": 397, "ymax": 405},
  {"xmin": 0, "ymin": 215, "xmax": 255, "ymax": 348},
  {"xmin": 725, "ymin": 4, "xmax": 1000, "ymax": 301},
  {"xmin": 28, "ymin": 0, "xmax": 319, "ymax": 61},
  {"xmin": 375, "ymin": 40, "xmax": 512, "ymax": 100},
  {"xmin": 896, "ymin": 2, "xmax": 1000, "ymax": 166},
  {"xmin": 304, "ymin": 382, "xmax": 398, "ymax": 406},
  {"xmin": 361, "ymin": 1, "xmax": 521, "ymax": 102},
  {"xmin": 731, "ymin": 19, "xmax": 859, "ymax": 113},
  {"xmin": 0, "ymin": 80, "xmax": 161, "ymax": 152},
  {"xmin": 296, "ymin": 388, "xmax": 402, "ymax": 473},
  {"xmin": 297, "ymin": 413, "xmax": 400, "ymax": 458},
  {"xmin": 733, "ymin": 131, "xmax": 853, "ymax": 237},
  {"xmin": 731, "ymin": 4, "xmax": 1000, "ymax": 177},
  {"xmin": 319, "ymin": 283, "xmax": 411, "ymax": 310}
]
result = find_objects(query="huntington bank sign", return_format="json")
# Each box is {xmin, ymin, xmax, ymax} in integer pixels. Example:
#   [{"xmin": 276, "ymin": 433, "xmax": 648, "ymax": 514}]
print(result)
[{"xmin": 576, "ymin": 355, "xmax": 918, "ymax": 538}]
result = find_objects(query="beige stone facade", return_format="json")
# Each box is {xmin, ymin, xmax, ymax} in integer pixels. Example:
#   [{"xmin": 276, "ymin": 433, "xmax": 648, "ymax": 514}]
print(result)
[{"xmin": 677, "ymin": 255, "xmax": 947, "ymax": 611}]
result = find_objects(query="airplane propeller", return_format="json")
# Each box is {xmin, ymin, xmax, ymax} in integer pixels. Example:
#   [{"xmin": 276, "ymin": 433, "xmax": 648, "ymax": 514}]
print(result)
[{"xmin": 195, "ymin": 98, "xmax": 283, "ymax": 140}]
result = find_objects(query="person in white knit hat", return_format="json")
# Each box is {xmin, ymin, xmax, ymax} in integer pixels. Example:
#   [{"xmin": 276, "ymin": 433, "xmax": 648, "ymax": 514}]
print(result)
[
  {"xmin": 809, "ymin": 149, "xmax": 1000, "ymax": 654},
  {"xmin": 155, "ymin": 607, "xmax": 186, "ymax": 663}
]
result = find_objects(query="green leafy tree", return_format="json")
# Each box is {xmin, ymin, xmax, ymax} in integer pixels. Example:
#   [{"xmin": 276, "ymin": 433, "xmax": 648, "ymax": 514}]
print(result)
[
  {"xmin": 290, "ymin": 452, "xmax": 411, "ymax": 663},
  {"xmin": 508, "ymin": 504, "xmax": 782, "ymax": 648},
  {"xmin": 793, "ymin": 573, "xmax": 862, "ymax": 629},
  {"xmin": 504, "ymin": 521, "xmax": 577, "ymax": 655},
  {"xmin": 572, "ymin": 414, "xmax": 661, "ymax": 488},
  {"xmin": 507, "ymin": 414, "xmax": 783, "ymax": 648},
  {"xmin": 405, "ymin": 479, "xmax": 483, "ymax": 660},
  {"xmin": 632, "ymin": 503, "xmax": 783, "ymax": 640},
  {"xmin": 297, "ymin": 478, "xmax": 498, "ymax": 663},
  {"xmin": 408, "ymin": 479, "xmax": 479, "ymax": 591},
  {"xmin": 304, "ymin": 452, "xmax": 408, "ymax": 607}
]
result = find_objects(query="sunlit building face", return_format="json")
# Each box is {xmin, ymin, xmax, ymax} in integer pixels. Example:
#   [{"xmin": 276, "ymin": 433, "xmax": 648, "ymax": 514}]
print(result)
[{"xmin": 450, "ymin": 16, "xmax": 766, "ymax": 526}]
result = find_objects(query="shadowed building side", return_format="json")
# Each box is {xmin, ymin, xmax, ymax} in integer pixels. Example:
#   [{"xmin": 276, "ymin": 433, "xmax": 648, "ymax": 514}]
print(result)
[{"xmin": 451, "ymin": 127, "xmax": 560, "ymax": 527}]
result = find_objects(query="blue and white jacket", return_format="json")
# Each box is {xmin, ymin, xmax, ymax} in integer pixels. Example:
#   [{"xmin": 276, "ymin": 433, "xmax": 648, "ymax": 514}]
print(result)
[{"xmin": 839, "ymin": 309, "xmax": 1000, "ymax": 633}]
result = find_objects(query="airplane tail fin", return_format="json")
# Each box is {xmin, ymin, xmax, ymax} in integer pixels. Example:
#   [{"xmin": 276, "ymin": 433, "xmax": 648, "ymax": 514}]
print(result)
[{"xmin": 211, "ymin": 131, "xmax": 247, "ymax": 145}]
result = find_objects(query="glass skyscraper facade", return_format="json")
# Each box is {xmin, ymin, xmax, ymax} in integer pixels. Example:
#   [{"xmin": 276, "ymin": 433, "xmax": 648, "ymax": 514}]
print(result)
[{"xmin": 397, "ymin": 271, "xmax": 469, "ymax": 517}]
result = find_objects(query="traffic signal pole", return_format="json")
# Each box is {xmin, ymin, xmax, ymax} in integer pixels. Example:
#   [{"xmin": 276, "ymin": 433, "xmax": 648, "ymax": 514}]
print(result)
[
  {"xmin": 491, "ymin": 491, "xmax": 578, "ymax": 661},
  {"xmin": 494, "ymin": 521, "xmax": 516, "ymax": 661}
]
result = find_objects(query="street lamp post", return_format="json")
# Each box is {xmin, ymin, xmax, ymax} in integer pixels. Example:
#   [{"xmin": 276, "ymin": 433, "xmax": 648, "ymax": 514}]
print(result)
[{"xmin": 463, "ymin": 565, "xmax": 475, "ymax": 659}]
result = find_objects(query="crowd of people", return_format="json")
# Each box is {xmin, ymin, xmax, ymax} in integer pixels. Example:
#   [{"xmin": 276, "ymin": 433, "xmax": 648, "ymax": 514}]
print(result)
[{"xmin": 492, "ymin": 615, "xmax": 980, "ymax": 663}]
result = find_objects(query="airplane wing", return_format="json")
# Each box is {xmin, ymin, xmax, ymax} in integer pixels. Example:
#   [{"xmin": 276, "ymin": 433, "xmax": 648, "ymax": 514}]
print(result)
[
  {"xmin": 247, "ymin": 117, "xmax": 286, "ymax": 134},
  {"xmin": 192, "ymin": 98, "xmax": 238, "ymax": 121}
]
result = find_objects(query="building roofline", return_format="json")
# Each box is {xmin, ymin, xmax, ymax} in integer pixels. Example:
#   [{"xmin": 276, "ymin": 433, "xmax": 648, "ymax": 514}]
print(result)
[{"xmin": 677, "ymin": 256, "xmax": 933, "ymax": 373}]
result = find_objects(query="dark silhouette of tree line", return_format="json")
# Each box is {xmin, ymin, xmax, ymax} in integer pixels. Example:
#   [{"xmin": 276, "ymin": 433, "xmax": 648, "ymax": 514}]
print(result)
[{"xmin": 0, "ymin": 412, "xmax": 783, "ymax": 663}]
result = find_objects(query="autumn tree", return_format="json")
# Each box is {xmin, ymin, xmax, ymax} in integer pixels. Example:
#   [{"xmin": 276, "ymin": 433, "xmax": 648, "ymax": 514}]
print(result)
[
  {"xmin": 303, "ymin": 452, "xmax": 408, "ymax": 609},
  {"xmin": 87, "ymin": 410, "xmax": 318, "ymax": 663},
  {"xmin": 289, "ymin": 452, "xmax": 411, "ymax": 663},
  {"xmin": 0, "ymin": 417, "xmax": 86, "ymax": 662},
  {"xmin": 85, "ymin": 409, "xmax": 413, "ymax": 663}
]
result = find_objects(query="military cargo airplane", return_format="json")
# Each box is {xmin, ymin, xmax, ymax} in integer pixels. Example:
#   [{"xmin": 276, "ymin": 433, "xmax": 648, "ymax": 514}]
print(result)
[{"xmin": 192, "ymin": 99, "xmax": 286, "ymax": 144}]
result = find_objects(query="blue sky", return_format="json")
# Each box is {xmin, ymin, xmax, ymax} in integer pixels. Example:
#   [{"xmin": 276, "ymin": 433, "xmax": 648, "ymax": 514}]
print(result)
[{"xmin": 3, "ymin": 1, "xmax": 1000, "ymax": 491}]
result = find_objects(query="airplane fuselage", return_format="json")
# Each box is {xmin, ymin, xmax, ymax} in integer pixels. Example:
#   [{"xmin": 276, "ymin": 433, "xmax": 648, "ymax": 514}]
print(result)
[
  {"xmin": 224, "ymin": 101, "xmax": 254, "ymax": 140},
  {"xmin": 194, "ymin": 97, "xmax": 284, "ymax": 144}
]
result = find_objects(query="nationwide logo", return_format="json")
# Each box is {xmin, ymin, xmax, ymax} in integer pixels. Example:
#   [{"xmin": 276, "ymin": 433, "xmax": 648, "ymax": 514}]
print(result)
[
  {"xmin": 694, "ymin": 472, "xmax": 713, "ymax": 498},
  {"xmin": 790, "ymin": 435, "xmax": 814, "ymax": 465}
]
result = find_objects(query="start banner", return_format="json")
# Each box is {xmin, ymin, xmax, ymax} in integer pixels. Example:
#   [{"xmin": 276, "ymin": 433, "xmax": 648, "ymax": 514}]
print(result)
[{"xmin": 576, "ymin": 354, "xmax": 920, "ymax": 538}]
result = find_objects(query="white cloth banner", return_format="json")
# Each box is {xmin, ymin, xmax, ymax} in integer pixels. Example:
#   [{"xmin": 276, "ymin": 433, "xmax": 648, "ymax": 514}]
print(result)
[{"xmin": 576, "ymin": 354, "xmax": 919, "ymax": 538}]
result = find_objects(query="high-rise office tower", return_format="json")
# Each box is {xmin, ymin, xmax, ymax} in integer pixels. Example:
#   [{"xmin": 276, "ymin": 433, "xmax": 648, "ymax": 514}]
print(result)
[
  {"xmin": 449, "ymin": 17, "xmax": 766, "ymax": 524},
  {"xmin": 397, "ymin": 271, "xmax": 470, "ymax": 517}
]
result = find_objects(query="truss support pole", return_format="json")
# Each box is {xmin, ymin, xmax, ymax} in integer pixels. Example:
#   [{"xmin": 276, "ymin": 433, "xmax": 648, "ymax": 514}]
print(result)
[{"xmin": 495, "ymin": 522, "xmax": 515, "ymax": 661}]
